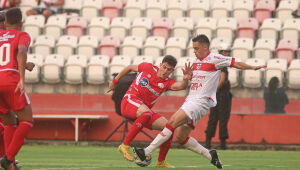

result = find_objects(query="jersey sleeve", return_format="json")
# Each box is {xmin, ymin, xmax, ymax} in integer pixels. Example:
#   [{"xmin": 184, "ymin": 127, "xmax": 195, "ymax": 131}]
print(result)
[
  {"xmin": 213, "ymin": 54, "xmax": 235, "ymax": 69},
  {"xmin": 18, "ymin": 32, "xmax": 31, "ymax": 48},
  {"xmin": 167, "ymin": 78, "xmax": 176, "ymax": 90}
]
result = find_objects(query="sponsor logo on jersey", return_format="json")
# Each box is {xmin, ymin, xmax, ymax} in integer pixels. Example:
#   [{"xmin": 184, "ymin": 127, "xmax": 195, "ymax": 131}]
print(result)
[
  {"xmin": 0, "ymin": 32, "xmax": 15, "ymax": 41},
  {"xmin": 196, "ymin": 63, "xmax": 202, "ymax": 70},
  {"xmin": 140, "ymin": 77, "xmax": 149, "ymax": 87},
  {"xmin": 158, "ymin": 83, "xmax": 164, "ymax": 89}
]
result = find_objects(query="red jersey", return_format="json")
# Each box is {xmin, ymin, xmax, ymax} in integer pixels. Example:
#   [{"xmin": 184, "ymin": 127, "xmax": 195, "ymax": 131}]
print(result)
[
  {"xmin": 126, "ymin": 62, "xmax": 176, "ymax": 108},
  {"xmin": 0, "ymin": 29, "xmax": 31, "ymax": 86}
]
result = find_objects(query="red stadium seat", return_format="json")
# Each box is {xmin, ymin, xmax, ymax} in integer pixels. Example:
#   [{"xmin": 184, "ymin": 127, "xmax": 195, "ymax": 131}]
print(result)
[
  {"xmin": 152, "ymin": 17, "xmax": 173, "ymax": 41},
  {"xmin": 254, "ymin": 0, "xmax": 275, "ymax": 25},
  {"xmin": 237, "ymin": 18, "xmax": 259, "ymax": 39},
  {"xmin": 276, "ymin": 39, "xmax": 298, "ymax": 65},
  {"xmin": 66, "ymin": 17, "xmax": 88, "ymax": 39},
  {"xmin": 98, "ymin": 36, "xmax": 121, "ymax": 60},
  {"xmin": 102, "ymin": 0, "xmax": 123, "ymax": 21}
]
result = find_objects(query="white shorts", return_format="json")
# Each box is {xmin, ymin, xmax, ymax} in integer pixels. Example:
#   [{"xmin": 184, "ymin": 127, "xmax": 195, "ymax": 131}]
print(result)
[{"xmin": 180, "ymin": 98, "xmax": 210, "ymax": 128}]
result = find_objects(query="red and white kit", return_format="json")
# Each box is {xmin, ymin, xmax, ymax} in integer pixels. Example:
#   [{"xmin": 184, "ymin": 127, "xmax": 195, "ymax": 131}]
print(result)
[
  {"xmin": 181, "ymin": 52, "xmax": 235, "ymax": 127},
  {"xmin": 0, "ymin": 29, "xmax": 31, "ymax": 114},
  {"xmin": 121, "ymin": 62, "xmax": 175, "ymax": 128}
]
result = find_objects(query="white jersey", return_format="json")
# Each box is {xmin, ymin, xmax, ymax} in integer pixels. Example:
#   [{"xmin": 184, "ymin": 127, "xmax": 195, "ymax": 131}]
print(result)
[{"xmin": 187, "ymin": 52, "xmax": 235, "ymax": 107}]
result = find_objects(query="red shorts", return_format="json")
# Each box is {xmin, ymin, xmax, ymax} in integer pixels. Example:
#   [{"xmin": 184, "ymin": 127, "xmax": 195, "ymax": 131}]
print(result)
[
  {"xmin": 0, "ymin": 85, "xmax": 30, "ymax": 114},
  {"xmin": 121, "ymin": 94, "xmax": 162, "ymax": 130}
]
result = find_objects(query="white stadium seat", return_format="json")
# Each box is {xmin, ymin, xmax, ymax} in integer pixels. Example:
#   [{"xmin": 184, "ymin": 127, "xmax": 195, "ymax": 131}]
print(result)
[
  {"xmin": 276, "ymin": 0, "xmax": 298, "ymax": 22},
  {"xmin": 195, "ymin": 17, "xmax": 217, "ymax": 40},
  {"xmin": 132, "ymin": 56, "xmax": 153, "ymax": 65},
  {"xmin": 23, "ymin": 15, "xmax": 45, "ymax": 40},
  {"xmin": 42, "ymin": 54, "xmax": 64, "ymax": 84},
  {"xmin": 145, "ymin": 0, "xmax": 167, "ymax": 21},
  {"xmin": 287, "ymin": 59, "xmax": 300, "ymax": 89},
  {"xmin": 165, "ymin": 37, "xmax": 187, "ymax": 59},
  {"xmin": 124, "ymin": 0, "xmax": 146, "ymax": 21},
  {"xmin": 34, "ymin": 35, "xmax": 55, "ymax": 57},
  {"xmin": 64, "ymin": 0, "xmax": 83, "ymax": 12},
  {"xmin": 253, "ymin": 38, "xmax": 276, "ymax": 61},
  {"xmin": 77, "ymin": 36, "xmax": 99, "ymax": 59},
  {"xmin": 188, "ymin": 0, "xmax": 210, "ymax": 22},
  {"xmin": 216, "ymin": 17, "xmax": 237, "ymax": 40},
  {"xmin": 121, "ymin": 36, "xmax": 143, "ymax": 59},
  {"xmin": 110, "ymin": 17, "xmax": 131, "ymax": 41},
  {"xmin": 210, "ymin": 37, "xmax": 232, "ymax": 53},
  {"xmin": 173, "ymin": 17, "xmax": 194, "ymax": 40},
  {"xmin": 87, "ymin": 55, "xmax": 110, "ymax": 85},
  {"xmin": 259, "ymin": 18, "xmax": 282, "ymax": 40},
  {"xmin": 109, "ymin": 55, "xmax": 132, "ymax": 80},
  {"xmin": 88, "ymin": 17, "xmax": 110, "ymax": 41},
  {"xmin": 143, "ymin": 36, "xmax": 165, "ymax": 60},
  {"xmin": 211, "ymin": 0, "xmax": 232, "ymax": 19},
  {"xmin": 228, "ymin": 58, "xmax": 242, "ymax": 87},
  {"xmin": 166, "ymin": 0, "xmax": 187, "ymax": 21},
  {"xmin": 45, "ymin": 15, "xmax": 67, "ymax": 40},
  {"xmin": 56, "ymin": 35, "xmax": 78, "ymax": 61},
  {"xmin": 25, "ymin": 54, "xmax": 44, "ymax": 83},
  {"xmin": 265, "ymin": 59, "xmax": 288, "ymax": 87},
  {"xmin": 232, "ymin": 0, "xmax": 254, "ymax": 21},
  {"xmin": 232, "ymin": 38, "xmax": 254, "ymax": 62},
  {"xmin": 281, "ymin": 18, "xmax": 300, "ymax": 40},
  {"xmin": 65, "ymin": 55, "xmax": 87, "ymax": 84},
  {"xmin": 154, "ymin": 56, "xmax": 165, "ymax": 67},
  {"xmin": 81, "ymin": 0, "xmax": 102, "ymax": 21},
  {"xmin": 243, "ymin": 58, "xmax": 266, "ymax": 88},
  {"xmin": 131, "ymin": 17, "xmax": 152, "ymax": 41}
]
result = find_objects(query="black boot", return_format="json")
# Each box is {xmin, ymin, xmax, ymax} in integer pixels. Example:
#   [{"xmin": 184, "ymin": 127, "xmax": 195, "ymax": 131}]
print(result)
[
  {"xmin": 205, "ymin": 138, "xmax": 211, "ymax": 149},
  {"xmin": 220, "ymin": 139, "xmax": 226, "ymax": 150}
]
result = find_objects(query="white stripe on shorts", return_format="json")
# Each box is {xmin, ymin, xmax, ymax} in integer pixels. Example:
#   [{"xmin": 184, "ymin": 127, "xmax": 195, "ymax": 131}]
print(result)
[
  {"xmin": 24, "ymin": 92, "xmax": 31, "ymax": 105},
  {"xmin": 127, "ymin": 95, "xmax": 141, "ymax": 108}
]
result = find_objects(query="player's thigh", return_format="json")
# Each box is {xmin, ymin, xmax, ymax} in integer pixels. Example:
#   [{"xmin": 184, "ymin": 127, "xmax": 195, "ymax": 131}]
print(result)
[
  {"xmin": 168, "ymin": 109, "xmax": 190, "ymax": 129},
  {"xmin": 151, "ymin": 115, "xmax": 168, "ymax": 130},
  {"xmin": 121, "ymin": 95, "xmax": 150, "ymax": 119},
  {"xmin": 176, "ymin": 125, "xmax": 193, "ymax": 143},
  {"xmin": 1, "ymin": 110, "xmax": 17, "ymax": 125},
  {"xmin": 15, "ymin": 104, "xmax": 33, "ymax": 122}
]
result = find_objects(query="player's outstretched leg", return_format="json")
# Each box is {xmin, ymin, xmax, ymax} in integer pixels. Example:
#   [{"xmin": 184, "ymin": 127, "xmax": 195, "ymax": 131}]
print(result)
[
  {"xmin": 156, "ymin": 134, "xmax": 174, "ymax": 168},
  {"xmin": 209, "ymin": 149, "xmax": 223, "ymax": 169}
]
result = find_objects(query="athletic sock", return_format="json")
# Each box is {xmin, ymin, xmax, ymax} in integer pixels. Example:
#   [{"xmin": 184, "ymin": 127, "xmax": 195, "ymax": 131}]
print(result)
[
  {"xmin": 145, "ymin": 123, "xmax": 174, "ymax": 155},
  {"xmin": 4, "ymin": 124, "xmax": 17, "ymax": 153},
  {"xmin": 180, "ymin": 136, "xmax": 212, "ymax": 160},
  {"xmin": 158, "ymin": 133, "xmax": 173, "ymax": 162},
  {"xmin": 123, "ymin": 112, "xmax": 152, "ymax": 146},
  {"xmin": 0, "ymin": 121, "xmax": 4, "ymax": 157},
  {"xmin": 6, "ymin": 121, "xmax": 34, "ymax": 161}
]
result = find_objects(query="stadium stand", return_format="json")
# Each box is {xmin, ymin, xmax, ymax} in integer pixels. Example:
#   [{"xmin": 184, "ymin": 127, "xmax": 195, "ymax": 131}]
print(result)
[
  {"xmin": 124, "ymin": 0, "xmax": 146, "ymax": 21},
  {"xmin": 120, "ymin": 36, "xmax": 143, "ymax": 58},
  {"xmin": 66, "ymin": 17, "xmax": 88, "ymax": 39},
  {"xmin": 45, "ymin": 15, "xmax": 67, "ymax": 40},
  {"xmin": 232, "ymin": 38, "xmax": 254, "ymax": 62},
  {"xmin": 173, "ymin": 17, "xmax": 194, "ymax": 40},
  {"xmin": 63, "ymin": 0, "xmax": 83, "ymax": 13},
  {"xmin": 165, "ymin": 37, "xmax": 187, "ymax": 59},
  {"xmin": 188, "ymin": 0, "xmax": 210, "ymax": 22},
  {"xmin": 102, "ymin": 0, "xmax": 123, "ymax": 21},
  {"xmin": 232, "ymin": 0, "xmax": 253, "ymax": 22},
  {"xmin": 98, "ymin": 36, "xmax": 121, "ymax": 60},
  {"xmin": 23, "ymin": 15, "xmax": 45, "ymax": 40},
  {"xmin": 152, "ymin": 17, "xmax": 173, "ymax": 41},
  {"xmin": 87, "ymin": 55, "xmax": 110, "ymax": 85},
  {"xmin": 77, "ymin": 35, "xmax": 99, "ymax": 59},
  {"xmin": 34, "ymin": 35, "xmax": 56, "ymax": 57},
  {"xmin": 210, "ymin": 37, "xmax": 232, "ymax": 53},
  {"xmin": 259, "ymin": 18, "xmax": 282, "ymax": 40},
  {"xmin": 143, "ymin": 36, "xmax": 165, "ymax": 60},
  {"xmin": 211, "ymin": 0, "xmax": 232, "ymax": 19},
  {"xmin": 109, "ymin": 17, "xmax": 131, "ymax": 41},
  {"xmin": 276, "ymin": 39, "xmax": 298, "ymax": 65},
  {"xmin": 56, "ymin": 35, "xmax": 78, "ymax": 61},
  {"xmin": 130, "ymin": 17, "xmax": 152, "ymax": 41},
  {"xmin": 228, "ymin": 58, "xmax": 242, "ymax": 87},
  {"xmin": 237, "ymin": 18, "xmax": 259, "ymax": 39},
  {"xmin": 254, "ymin": 0, "xmax": 274, "ymax": 25},
  {"xmin": 195, "ymin": 17, "xmax": 217, "ymax": 40},
  {"xmin": 253, "ymin": 38, "xmax": 276, "ymax": 61},
  {"xmin": 109, "ymin": 55, "xmax": 132, "ymax": 80},
  {"xmin": 145, "ymin": 0, "xmax": 167, "ymax": 21},
  {"xmin": 281, "ymin": 18, "xmax": 300, "ymax": 40},
  {"xmin": 265, "ymin": 58, "xmax": 288, "ymax": 87},
  {"xmin": 81, "ymin": 0, "xmax": 102, "ymax": 21},
  {"xmin": 25, "ymin": 54, "xmax": 44, "ymax": 83},
  {"xmin": 88, "ymin": 17, "xmax": 110, "ymax": 41},
  {"xmin": 132, "ymin": 55, "xmax": 154, "ymax": 65},
  {"xmin": 276, "ymin": 0, "xmax": 298, "ymax": 22},
  {"xmin": 287, "ymin": 59, "xmax": 300, "ymax": 89},
  {"xmin": 216, "ymin": 17, "xmax": 238, "ymax": 40},
  {"xmin": 166, "ymin": 0, "xmax": 188, "ymax": 21},
  {"xmin": 42, "ymin": 54, "xmax": 65, "ymax": 84},
  {"xmin": 243, "ymin": 58, "xmax": 266, "ymax": 88},
  {"xmin": 64, "ymin": 55, "xmax": 88, "ymax": 84}
]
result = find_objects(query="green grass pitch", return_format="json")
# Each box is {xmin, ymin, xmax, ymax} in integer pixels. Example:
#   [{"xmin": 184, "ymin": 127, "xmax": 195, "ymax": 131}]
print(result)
[{"xmin": 11, "ymin": 145, "xmax": 300, "ymax": 170}]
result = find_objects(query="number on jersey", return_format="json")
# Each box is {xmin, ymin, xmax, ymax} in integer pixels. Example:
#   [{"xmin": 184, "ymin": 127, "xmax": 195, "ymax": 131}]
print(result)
[{"xmin": 0, "ymin": 43, "xmax": 10, "ymax": 66}]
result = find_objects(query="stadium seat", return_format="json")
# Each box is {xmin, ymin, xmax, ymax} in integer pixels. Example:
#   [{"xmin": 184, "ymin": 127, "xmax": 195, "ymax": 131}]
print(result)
[
  {"xmin": 187, "ymin": 39, "xmax": 194, "ymax": 57},
  {"xmin": 56, "ymin": 35, "xmax": 78, "ymax": 61},
  {"xmin": 66, "ymin": 17, "xmax": 88, "ymax": 39},
  {"xmin": 166, "ymin": 0, "xmax": 187, "ymax": 21},
  {"xmin": 281, "ymin": 19, "xmax": 300, "ymax": 40},
  {"xmin": 77, "ymin": 36, "xmax": 99, "ymax": 59},
  {"xmin": 124, "ymin": 0, "xmax": 146, "ymax": 21},
  {"xmin": 81, "ymin": 0, "xmax": 102, "ymax": 21},
  {"xmin": 63, "ymin": 0, "xmax": 83, "ymax": 12},
  {"xmin": 109, "ymin": 17, "xmax": 131, "ymax": 42},
  {"xmin": 211, "ymin": 0, "xmax": 232, "ymax": 19},
  {"xmin": 237, "ymin": 18, "xmax": 259, "ymax": 39},
  {"xmin": 88, "ymin": 17, "xmax": 110, "ymax": 41},
  {"xmin": 23, "ymin": 15, "xmax": 45, "ymax": 40},
  {"xmin": 210, "ymin": 37, "xmax": 232, "ymax": 53},
  {"xmin": 102, "ymin": 0, "xmax": 123, "ymax": 21},
  {"xmin": 64, "ymin": 55, "xmax": 87, "ymax": 84},
  {"xmin": 195, "ymin": 17, "xmax": 217, "ymax": 40},
  {"xmin": 45, "ymin": 15, "xmax": 66, "ymax": 41},
  {"xmin": 143, "ymin": 36, "xmax": 165, "ymax": 60},
  {"xmin": 276, "ymin": 0, "xmax": 298, "ymax": 22},
  {"xmin": 98, "ymin": 36, "xmax": 121, "ymax": 60},
  {"xmin": 42, "ymin": 54, "xmax": 64, "ymax": 84},
  {"xmin": 120, "ymin": 36, "xmax": 143, "ymax": 59},
  {"xmin": 276, "ymin": 39, "xmax": 298, "ymax": 65},
  {"xmin": 20, "ymin": 0, "xmax": 37, "ymax": 19},
  {"xmin": 265, "ymin": 59, "xmax": 288, "ymax": 87},
  {"xmin": 253, "ymin": 38, "xmax": 276, "ymax": 61},
  {"xmin": 188, "ymin": 0, "xmax": 210, "ymax": 22},
  {"xmin": 33, "ymin": 35, "xmax": 55, "ymax": 57},
  {"xmin": 259, "ymin": 18, "xmax": 282, "ymax": 40},
  {"xmin": 145, "ymin": 0, "xmax": 167, "ymax": 21},
  {"xmin": 152, "ymin": 18, "xmax": 173, "ymax": 41},
  {"xmin": 132, "ymin": 56, "xmax": 154, "ymax": 65},
  {"xmin": 173, "ymin": 17, "xmax": 194, "ymax": 40},
  {"xmin": 228, "ymin": 57, "xmax": 242, "ymax": 87},
  {"xmin": 165, "ymin": 37, "xmax": 187, "ymax": 59},
  {"xmin": 232, "ymin": 0, "xmax": 254, "ymax": 22},
  {"xmin": 174, "ymin": 56, "xmax": 194, "ymax": 81},
  {"xmin": 25, "ymin": 54, "xmax": 44, "ymax": 83},
  {"xmin": 87, "ymin": 55, "xmax": 110, "ymax": 84},
  {"xmin": 287, "ymin": 59, "xmax": 300, "ymax": 89},
  {"xmin": 109, "ymin": 55, "xmax": 132, "ymax": 80},
  {"xmin": 254, "ymin": 0, "xmax": 274, "ymax": 25},
  {"xmin": 232, "ymin": 38, "xmax": 254, "ymax": 62},
  {"xmin": 216, "ymin": 17, "xmax": 237, "ymax": 40},
  {"xmin": 242, "ymin": 58, "xmax": 266, "ymax": 88},
  {"xmin": 154, "ymin": 56, "xmax": 165, "ymax": 66},
  {"xmin": 131, "ymin": 17, "xmax": 152, "ymax": 41}
]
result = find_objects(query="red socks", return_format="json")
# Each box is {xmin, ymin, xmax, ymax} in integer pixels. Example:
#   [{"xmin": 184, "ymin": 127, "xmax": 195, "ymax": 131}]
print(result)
[
  {"xmin": 123, "ymin": 112, "xmax": 152, "ymax": 146},
  {"xmin": 158, "ymin": 133, "xmax": 173, "ymax": 162},
  {"xmin": 6, "ymin": 121, "xmax": 34, "ymax": 161},
  {"xmin": 4, "ymin": 124, "xmax": 17, "ymax": 153}
]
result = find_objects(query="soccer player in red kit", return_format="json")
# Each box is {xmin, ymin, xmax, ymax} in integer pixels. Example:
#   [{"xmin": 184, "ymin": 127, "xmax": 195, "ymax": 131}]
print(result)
[
  {"xmin": 108, "ymin": 55, "xmax": 193, "ymax": 168},
  {"xmin": 0, "ymin": 8, "xmax": 34, "ymax": 170}
]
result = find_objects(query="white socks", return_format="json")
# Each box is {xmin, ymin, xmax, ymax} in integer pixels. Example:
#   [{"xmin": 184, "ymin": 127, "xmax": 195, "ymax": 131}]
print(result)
[
  {"xmin": 183, "ymin": 137, "xmax": 212, "ymax": 161},
  {"xmin": 144, "ymin": 127, "xmax": 173, "ymax": 155}
]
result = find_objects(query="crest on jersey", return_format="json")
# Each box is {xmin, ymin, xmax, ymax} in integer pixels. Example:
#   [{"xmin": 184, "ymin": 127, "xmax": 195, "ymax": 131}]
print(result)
[
  {"xmin": 158, "ymin": 83, "xmax": 164, "ymax": 89},
  {"xmin": 140, "ymin": 78, "xmax": 149, "ymax": 87},
  {"xmin": 196, "ymin": 64, "xmax": 202, "ymax": 69},
  {"xmin": 147, "ymin": 74, "xmax": 151, "ymax": 78}
]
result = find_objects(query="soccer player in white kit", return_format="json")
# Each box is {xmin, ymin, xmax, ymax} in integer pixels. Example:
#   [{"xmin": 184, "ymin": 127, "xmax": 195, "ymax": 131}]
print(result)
[{"xmin": 133, "ymin": 34, "xmax": 266, "ymax": 169}]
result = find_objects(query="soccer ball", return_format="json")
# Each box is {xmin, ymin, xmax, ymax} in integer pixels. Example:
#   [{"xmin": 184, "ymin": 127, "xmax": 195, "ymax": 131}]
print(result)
[{"xmin": 134, "ymin": 153, "xmax": 152, "ymax": 167}]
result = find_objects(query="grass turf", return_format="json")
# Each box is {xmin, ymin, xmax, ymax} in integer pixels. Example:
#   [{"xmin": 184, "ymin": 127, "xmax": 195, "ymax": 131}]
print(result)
[{"xmin": 11, "ymin": 145, "xmax": 300, "ymax": 170}]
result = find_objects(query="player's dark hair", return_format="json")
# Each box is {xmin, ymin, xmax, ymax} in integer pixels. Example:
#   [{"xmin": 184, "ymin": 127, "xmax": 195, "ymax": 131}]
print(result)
[
  {"xmin": 162, "ymin": 55, "xmax": 177, "ymax": 68},
  {"xmin": 0, "ymin": 12, "xmax": 5, "ymax": 22},
  {"xmin": 192, "ymin": 34, "xmax": 210, "ymax": 47},
  {"xmin": 5, "ymin": 8, "xmax": 22, "ymax": 25}
]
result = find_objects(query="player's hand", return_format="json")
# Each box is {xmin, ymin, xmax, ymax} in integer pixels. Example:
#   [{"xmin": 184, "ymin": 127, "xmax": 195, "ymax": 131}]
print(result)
[
  {"xmin": 26, "ymin": 62, "xmax": 35, "ymax": 72},
  {"xmin": 44, "ymin": 2, "xmax": 51, "ymax": 6},
  {"xmin": 15, "ymin": 80, "xmax": 25, "ymax": 96},
  {"xmin": 253, "ymin": 65, "xmax": 266, "ymax": 70},
  {"xmin": 106, "ymin": 81, "xmax": 116, "ymax": 93},
  {"xmin": 182, "ymin": 62, "xmax": 193, "ymax": 81}
]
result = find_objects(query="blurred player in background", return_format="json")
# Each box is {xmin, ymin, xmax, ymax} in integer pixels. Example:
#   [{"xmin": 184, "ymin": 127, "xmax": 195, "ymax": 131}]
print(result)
[
  {"xmin": 0, "ymin": 0, "xmax": 20, "ymax": 11},
  {"xmin": 0, "ymin": 8, "xmax": 34, "ymax": 170},
  {"xmin": 205, "ymin": 43, "xmax": 233, "ymax": 150},
  {"xmin": 108, "ymin": 55, "xmax": 192, "ymax": 168},
  {"xmin": 133, "ymin": 34, "xmax": 266, "ymax": 169}
]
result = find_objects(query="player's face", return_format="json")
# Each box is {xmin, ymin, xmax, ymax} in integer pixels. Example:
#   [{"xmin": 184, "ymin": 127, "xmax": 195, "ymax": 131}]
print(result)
[
  {"xmin": 193, "ymin": 42, "xmax": 208, "ymax": 59},
  {"xmin": 158, "ymin": 62, "xmax": 174, "ymax": 79},
  {"xmin": 219, "ymin": 50, "xmax": 231, "ymax": 57}
]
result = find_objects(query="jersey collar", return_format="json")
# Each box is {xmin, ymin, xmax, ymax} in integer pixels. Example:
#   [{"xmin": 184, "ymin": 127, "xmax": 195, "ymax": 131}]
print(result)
[{"xmin": 200, "ymin": 51, "xmax": 211, "ymax": 61}]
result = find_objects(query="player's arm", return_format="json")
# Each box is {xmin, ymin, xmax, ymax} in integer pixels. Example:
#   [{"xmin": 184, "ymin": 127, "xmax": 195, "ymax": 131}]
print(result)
[
  {"xmin": 107, "ymin": 65, "xmax": 138, "ymax": 93},
  {"xmin": 233, "ymin": 61, "xmax": 266, "ymax": 70},
  {"xmin": 170, "ymin": 62, "xmax": 193, "ymax": 91},
  {"xmin": 216, "ymin": 71, "xmax": 226, "ymax": 93},
  {"xmin": 15, "ymin": 44, "xmax": 29, "ymax": 95}
]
